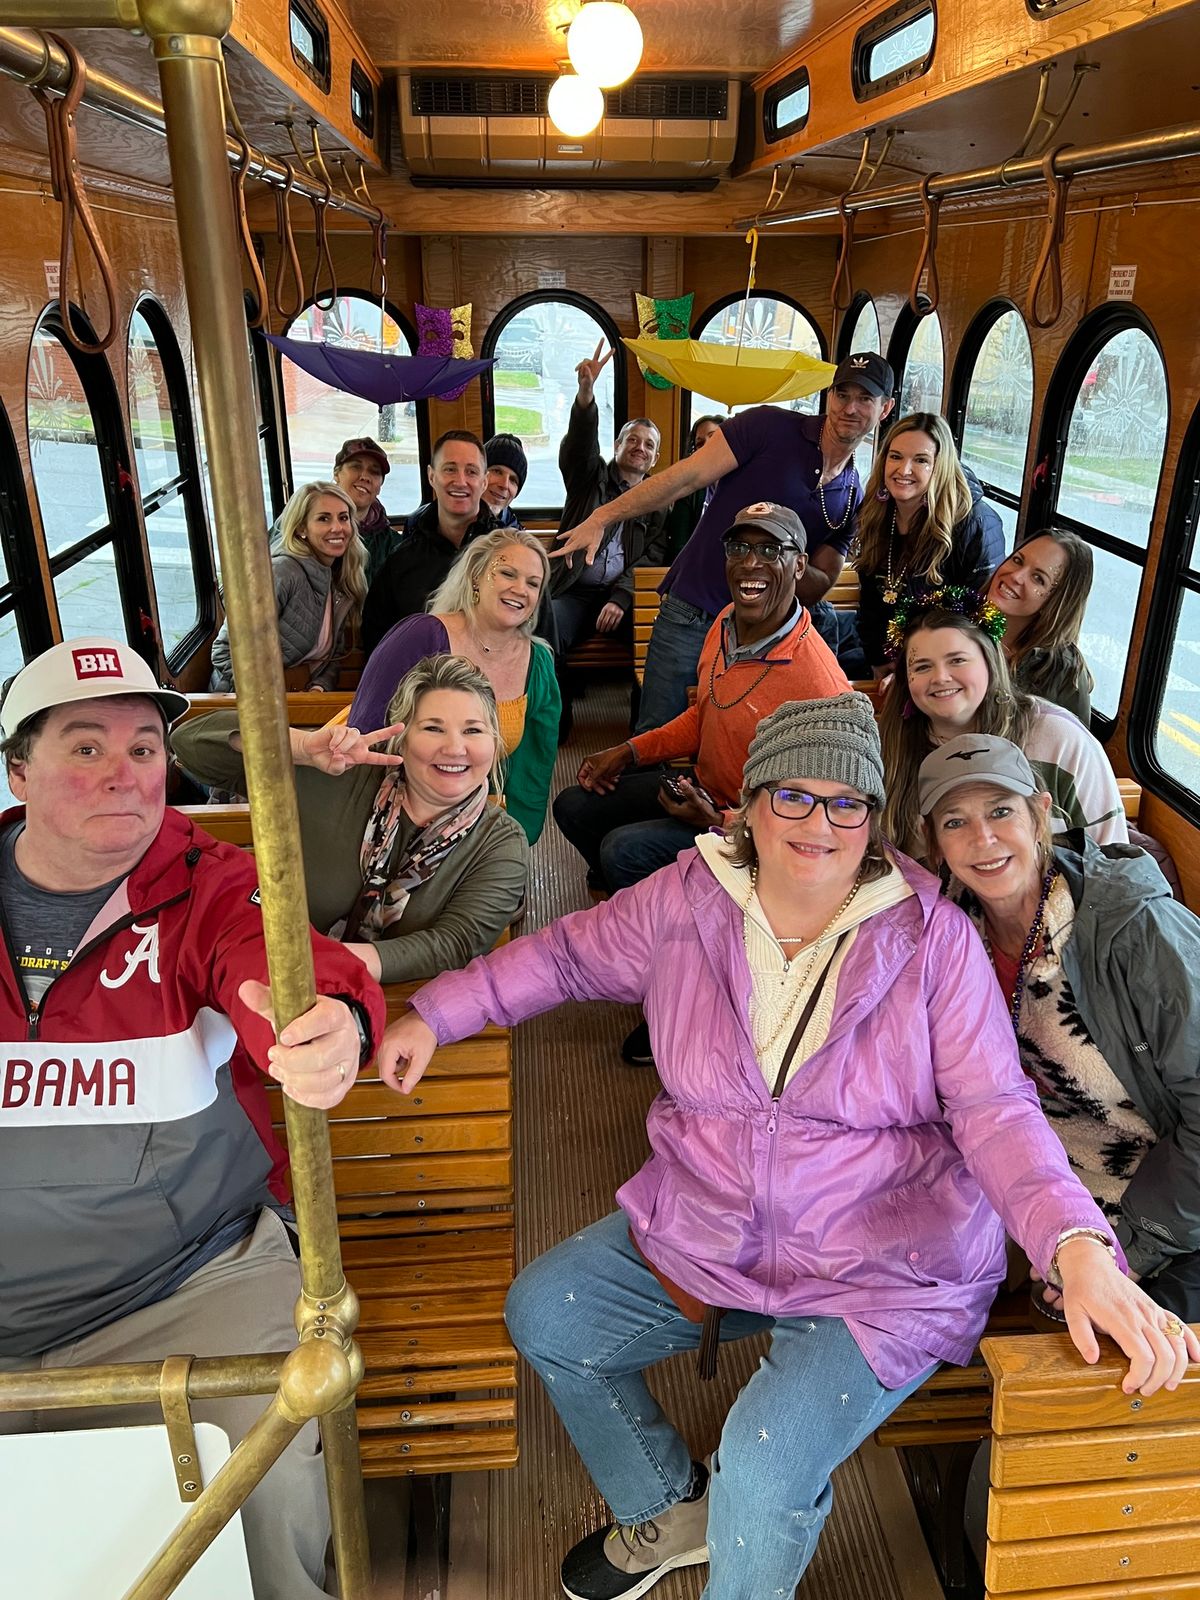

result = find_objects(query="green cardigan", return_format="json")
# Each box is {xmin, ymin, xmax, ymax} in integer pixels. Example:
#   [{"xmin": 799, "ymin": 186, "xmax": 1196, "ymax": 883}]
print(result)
[{"xmin": 171, "ymin": 711, "xmax": 529, "ymax": 985}]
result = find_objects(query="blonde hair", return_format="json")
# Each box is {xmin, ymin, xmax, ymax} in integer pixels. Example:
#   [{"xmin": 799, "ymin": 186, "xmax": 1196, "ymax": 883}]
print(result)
[
  {"xmin": 383, "ymin": 653, "xmax": 505, "ymax": 792},
  {"xmin": 855, "ymin": 413, "xmax": 973, "ymax": 587},
  {"xmin": 278, "ymin": 481, "xmax": 368, "ymax": 623},
  {"xmin": 426, "ymin": 529, "xmax": 549, "ymax": 641},
  {"xmin": 879, "ymin": 609, "xmax": 1036, "ymax": 858}
]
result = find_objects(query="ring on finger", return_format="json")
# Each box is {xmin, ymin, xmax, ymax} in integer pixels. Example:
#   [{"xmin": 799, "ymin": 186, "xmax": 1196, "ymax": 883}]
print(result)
[{"xmin": 1162, "ymin": 1315, "xmax": 1185, "ymax": 1339}]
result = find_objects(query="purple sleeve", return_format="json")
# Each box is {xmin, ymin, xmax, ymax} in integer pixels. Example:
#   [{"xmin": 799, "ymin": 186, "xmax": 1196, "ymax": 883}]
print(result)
[{"xmin": 349, "ymin": 615, "xmax": 451, "ymax": 729}]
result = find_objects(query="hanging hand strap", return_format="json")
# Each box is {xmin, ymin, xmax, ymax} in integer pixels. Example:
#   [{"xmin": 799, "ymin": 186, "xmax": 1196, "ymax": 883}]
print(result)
[
  {"xmin": 271, "ymin": 162, "xmax": 306, "ymax": 323},
  {"xmin": 32, "ymin": 34, "xmax": 118, "ymax": 355},
  {"xmin": 1026, "ymin": 146, "xmax": 1073, "ymax": 330},
  {"xmin": 831, "ymin": 195, "xmax": 855, "ymax": 313},
  {"xmin": 909, "ymin": 174, "xmax": 942, "ymax": 313}
]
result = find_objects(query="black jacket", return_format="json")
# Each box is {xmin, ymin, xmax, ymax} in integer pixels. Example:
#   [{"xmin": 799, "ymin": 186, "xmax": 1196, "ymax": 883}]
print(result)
[
  {"xmin": 552, "ymin": 401, "xmax": 668, "ymax": 614},
  {"xmin": 856, "ymin": 468, "xmax": 1006, "ymax": 669},
  {"xmin": 363, "ymin": 501, "xmax": 557, "ymax": 656}
]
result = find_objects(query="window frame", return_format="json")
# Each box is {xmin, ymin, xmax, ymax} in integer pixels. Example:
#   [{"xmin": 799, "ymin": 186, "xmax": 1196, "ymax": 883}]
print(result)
[
  {"xmin": 278, "ymin": 290, "xmax": 429, "ymax": 511},
  {"xmin": 853, "ymin": 0, "xmax": 936, "ymax": 103},
  {"xmin": 28, "ymin": 305, "xmax": 155, "ymax": 665},
  {"xmin": 1128, "ymin": 396, "xmax": 1200, "ymax": 823},
  {"xmin": 836, "ymin": 290, "xmax": 880, "ymax": 362},
  {"xmin": 480, "ymin": 290, "xmax": 627, "ymax": 520},
  {"xmin": 249, "ymin": 312, "xmax": 287, "ymax": 520},
  {"xmin": 350, "ymin": 60, "xmax": 375, "ymax": 139},
  {"xmin": 127, "ymin": 296, "xmax": 215, "ymax": 669},
  {"xmin": 288, "ymin": 0, "xmax": 331, "ymax": 95},
  {"xmin": 886, "ymin": 295, "xmax": 941, "ymax": 414},
  {"xmin": 0, "ymin": 402, "xmax": 51, "ymax": 674},
  {"xmin": 949, "ymin": 296, "xmax": 1033, "ymax": 538},
  {"xmin": 679, "ymin": 288, "xmax": 827, "ymax": 452},
  {"xmin": 763, "ymin": 67, "xmax": 811, "ymax": 142},
  {"xmin": 1028, "ymin": 304, "xmax": 1170, "ymax": 738}
]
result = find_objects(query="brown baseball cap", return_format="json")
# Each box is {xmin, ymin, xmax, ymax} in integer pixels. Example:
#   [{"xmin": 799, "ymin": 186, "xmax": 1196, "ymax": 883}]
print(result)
[
  {"xmin": 723, "ymin": 501, "xmax": 807, "ymax": 554},
  {"xmin": 334, "ymin": 437, "xmax": 390, "ymax": 477}
]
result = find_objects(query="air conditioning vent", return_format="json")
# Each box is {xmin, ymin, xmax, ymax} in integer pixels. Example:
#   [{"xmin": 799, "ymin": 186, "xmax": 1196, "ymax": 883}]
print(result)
[
  {"xmin": 605, "ymin": 80, "xmax": 728, "ymax": 119},
  {"xmin": 411, "ymin": 76, "xmax": 549, "ymax": 117}
]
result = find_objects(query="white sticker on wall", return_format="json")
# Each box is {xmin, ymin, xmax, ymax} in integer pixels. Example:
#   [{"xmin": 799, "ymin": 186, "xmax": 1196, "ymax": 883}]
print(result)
[
  {"xmin": 537, "ymin": 269, "xmax": 566, "ymax": 289},
  {"xmin": 44, "ymin": 260, "xmax": 60, "ymax": 296},
  {"xmin": 1107, "ymin": 265, "xmax": 1137, "ymax": 301}
]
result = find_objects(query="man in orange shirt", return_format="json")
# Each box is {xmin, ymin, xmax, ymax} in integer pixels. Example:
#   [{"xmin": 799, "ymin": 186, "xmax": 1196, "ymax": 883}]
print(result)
[{"xmin": 555, "ymin": 502, "xmax": 849, "ymax": 893}]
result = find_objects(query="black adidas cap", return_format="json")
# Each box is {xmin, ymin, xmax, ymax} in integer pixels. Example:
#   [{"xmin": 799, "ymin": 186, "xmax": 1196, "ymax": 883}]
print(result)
[{"xmin": 832, "ymin": 351, "xmax": 895, "ymax": 399}]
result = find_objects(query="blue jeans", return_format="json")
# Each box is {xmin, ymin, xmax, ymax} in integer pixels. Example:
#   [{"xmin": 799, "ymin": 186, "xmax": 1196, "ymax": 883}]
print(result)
[
  {"xmin": 635, "ymin": 592, "xmax": 715, "ymax": 733},
  {"xmin": 553, "ymin": 770, "xmax": 701, "ymax": 891},
  {"xmin": 506, "ymin": 1211, "xmax": 935, "ymax": 1600}
]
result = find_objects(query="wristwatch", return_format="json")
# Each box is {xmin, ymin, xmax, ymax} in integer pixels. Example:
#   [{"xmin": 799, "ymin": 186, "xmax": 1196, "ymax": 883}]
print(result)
[{"xmin": 335, "ymin": 996, "xmax": 373, "ymax": 1067}]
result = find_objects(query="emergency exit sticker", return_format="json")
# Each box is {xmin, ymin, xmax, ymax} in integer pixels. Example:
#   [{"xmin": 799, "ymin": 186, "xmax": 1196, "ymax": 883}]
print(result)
[
  {"xmin": 1107, "ymin": 265, "xmax": 1137, "ymax": 301},
  {"xmin": 538, "ymin": 269, "xmax": 566, "ymax": 289},
  {"xmin": 43, "ymin": 260, "xmax": 60, "ymax": 296}
]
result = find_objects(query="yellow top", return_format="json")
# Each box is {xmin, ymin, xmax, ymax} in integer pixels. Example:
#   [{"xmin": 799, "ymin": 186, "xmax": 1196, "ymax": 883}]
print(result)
[{"xmin": 497, "ymin": 694, "xmax": 527, "ymax": 755}]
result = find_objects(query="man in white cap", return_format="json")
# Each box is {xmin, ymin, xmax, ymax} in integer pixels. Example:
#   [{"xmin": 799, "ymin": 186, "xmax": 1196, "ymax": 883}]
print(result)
[{"xmin": 0, "ymin": 637, "xmax": 385, "ymax": 1600}]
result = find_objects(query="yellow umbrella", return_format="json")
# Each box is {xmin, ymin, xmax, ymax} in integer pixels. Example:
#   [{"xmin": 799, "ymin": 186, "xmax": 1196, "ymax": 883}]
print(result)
[{"xmin": 622, "ymin": 337, "xmax": 836, "ymax": 408}]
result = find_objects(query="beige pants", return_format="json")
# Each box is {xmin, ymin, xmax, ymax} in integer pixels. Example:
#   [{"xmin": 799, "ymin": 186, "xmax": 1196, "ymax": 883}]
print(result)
[{"xmin": 0, "ymin": 1208, "xmax": 331, "ymax": 1600}]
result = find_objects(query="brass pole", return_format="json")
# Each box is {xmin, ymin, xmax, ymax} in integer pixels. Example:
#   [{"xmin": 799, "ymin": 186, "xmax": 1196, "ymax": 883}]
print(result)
[
  {"xmin": 124, "ymin": 1340, "xmax": 358, "ymax": 1600},
  {"xmin": 320, "ymin": 1395, "xmax": 374, "ymax": 1599},
  {"xmin": 135, "ymin": 2, "xmax": 371, "ymax": 1593},
  {"xmin": 0, "ymin": 1353, "xmax": 287, "ymax": 1413}
]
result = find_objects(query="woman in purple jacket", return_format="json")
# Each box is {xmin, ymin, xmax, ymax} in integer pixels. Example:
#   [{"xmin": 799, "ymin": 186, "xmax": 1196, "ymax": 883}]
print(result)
[{"xmin": 379, "ymin": 693, "xmax": 1194, "ymax": 1600}]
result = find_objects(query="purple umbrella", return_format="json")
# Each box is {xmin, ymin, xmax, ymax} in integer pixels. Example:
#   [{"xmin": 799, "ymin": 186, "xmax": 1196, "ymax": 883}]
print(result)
[{"xmin": 265, "ymin": 336, "xmax": 494, "ymax": 403}]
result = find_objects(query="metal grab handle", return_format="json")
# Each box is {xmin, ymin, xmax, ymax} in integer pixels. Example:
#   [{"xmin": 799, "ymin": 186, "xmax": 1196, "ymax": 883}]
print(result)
[
  {"xmin": 271, "ymin": 162, "xmax": 305, "ymax": 323},
  {"xmin": 32, "ymin": 32, "xmax": 118, "ymax": 354},
  {"xmin": 1026, "ymin": 146, "xmax": 1073, "ymax": 330},
  {"xmin": 909, "ymin": 173, "xmax": 942, "ymax": 313}
]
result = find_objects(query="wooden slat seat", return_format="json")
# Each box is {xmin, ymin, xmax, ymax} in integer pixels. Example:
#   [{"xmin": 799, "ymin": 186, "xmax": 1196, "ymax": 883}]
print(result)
[
  {"xmin": 264, "ymin": 972, "xmax": 517, "ymax": 1477},
  {"xmin": 981, "ymin": 1330, "xmax": 1200, "ymax": 1598},
  {"xmin": 177, "ymin": 691, "xmax": 354, "ymax": 727}
]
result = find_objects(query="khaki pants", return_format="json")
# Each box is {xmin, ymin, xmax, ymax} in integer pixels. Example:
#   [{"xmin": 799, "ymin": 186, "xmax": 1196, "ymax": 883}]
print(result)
[{"xmin": 0, "ymin": 1208, "xmax": 331, "ymax": 1600}]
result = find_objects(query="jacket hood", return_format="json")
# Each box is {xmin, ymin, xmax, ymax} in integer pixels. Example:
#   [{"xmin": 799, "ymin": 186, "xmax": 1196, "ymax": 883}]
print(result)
[{"xmin": 1054, "ymin": 829, "xmax": 1174, "ymax": 943}]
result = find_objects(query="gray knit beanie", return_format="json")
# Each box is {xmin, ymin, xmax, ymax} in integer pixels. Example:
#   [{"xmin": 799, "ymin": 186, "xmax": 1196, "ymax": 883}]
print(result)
[{"xmin": 742, "ymin": 692, "xmax": 886, "ymax": 807}]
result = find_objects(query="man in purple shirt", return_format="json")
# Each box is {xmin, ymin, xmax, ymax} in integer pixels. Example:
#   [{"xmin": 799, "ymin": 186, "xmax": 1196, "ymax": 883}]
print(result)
[{"xmin": 552, "ymin": 352, "xmax": 895, "ymax": 729}]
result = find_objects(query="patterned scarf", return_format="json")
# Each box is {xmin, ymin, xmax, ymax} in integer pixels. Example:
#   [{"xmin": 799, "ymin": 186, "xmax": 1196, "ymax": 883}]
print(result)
[{"xmin": 339, "ymin": 768, "xmax": 490, "ymax": 941}]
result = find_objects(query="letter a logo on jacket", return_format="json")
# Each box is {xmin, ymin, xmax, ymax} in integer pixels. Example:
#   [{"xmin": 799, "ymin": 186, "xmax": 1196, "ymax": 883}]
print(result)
[{"xmin": 100, "ymin": 923, "xmax": 161, "ymax": 989}]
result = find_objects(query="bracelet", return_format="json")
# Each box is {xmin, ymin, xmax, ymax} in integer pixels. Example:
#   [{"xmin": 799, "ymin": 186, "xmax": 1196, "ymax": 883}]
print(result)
[
  {"xmin": 1048, "ymin": 1227, "xmax": 1116, "ymax": 1289},
  {"xmin": 625, "ymin": 740, "xmax": 638, "ymax": 767}
]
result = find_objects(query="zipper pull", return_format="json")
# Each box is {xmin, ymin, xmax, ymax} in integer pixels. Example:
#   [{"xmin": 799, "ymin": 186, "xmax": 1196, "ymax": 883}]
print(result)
[
  {"xmin": 27, "ymin": 1003, "xmax": 39, "ymax": 1040},
  {"xmin": 767, "ymin": 1102, "xmax": 778, "ymax": 1136}
]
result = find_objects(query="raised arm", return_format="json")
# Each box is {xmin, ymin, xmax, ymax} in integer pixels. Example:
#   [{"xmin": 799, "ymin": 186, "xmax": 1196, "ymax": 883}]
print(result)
[{"xmin": 553, "ymin": 426, "xmax": 737, "ymax": 564}]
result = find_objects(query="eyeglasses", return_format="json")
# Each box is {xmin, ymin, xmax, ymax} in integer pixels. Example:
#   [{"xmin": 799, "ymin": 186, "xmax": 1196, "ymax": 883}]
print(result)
[
  {"xmin": 722, "ymin": 538, "xmax": 797, "ymax": 565},
  {"xmin": 766, "ymin": 787, "xmax": 875, "ymax": 828}
]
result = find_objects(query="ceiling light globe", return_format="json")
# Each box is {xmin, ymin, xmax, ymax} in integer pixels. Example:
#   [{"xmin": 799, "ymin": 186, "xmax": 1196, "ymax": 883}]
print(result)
[
  {"xmin": 547, "ymin": 73, "xmax": 605, "ymax": 138},
  {"xmin": 567, "ymin": 2, "xmax": 644, "ymax": 89}
]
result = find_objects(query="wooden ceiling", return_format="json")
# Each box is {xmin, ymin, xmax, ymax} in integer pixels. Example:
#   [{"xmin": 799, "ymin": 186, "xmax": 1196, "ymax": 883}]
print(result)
[{"xmin": 339, "ymin": 0, "xmax": 863, "ymax": 76}]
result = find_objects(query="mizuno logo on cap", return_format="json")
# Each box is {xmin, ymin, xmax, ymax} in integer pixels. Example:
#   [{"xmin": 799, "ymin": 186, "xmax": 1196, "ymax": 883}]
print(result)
[
  {"xmin": 72, "ymin": 649, "xmax": 122, "ymax": 679},
  {"xmin": 946, "ymin": 746, "xmax": 989, "ymax": 762}
]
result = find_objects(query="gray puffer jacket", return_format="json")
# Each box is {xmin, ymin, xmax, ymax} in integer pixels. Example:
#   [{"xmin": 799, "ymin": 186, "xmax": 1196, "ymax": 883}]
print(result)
[
  {"xmin": 210, "ymin": 551, "xmax": 354, "ymax": 690},
  {"xmin": 1054, "ymin": 833, "xmax": 1200, "ymax": 1278}
]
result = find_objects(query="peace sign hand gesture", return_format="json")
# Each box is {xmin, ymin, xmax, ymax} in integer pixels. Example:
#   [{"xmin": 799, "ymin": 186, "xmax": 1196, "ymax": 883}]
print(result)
[
  {"xmin": 297, "ymin": 721, "xmax": 406, "ymax": 776},
  {"xmin": 575, "ymin": 340, "xmax": 614, "ymax": 406}
]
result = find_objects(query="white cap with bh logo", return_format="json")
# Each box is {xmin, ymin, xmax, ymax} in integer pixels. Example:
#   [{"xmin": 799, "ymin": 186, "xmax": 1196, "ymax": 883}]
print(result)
[{"xmin": 0, "ymin": 637, "xmax": 189, "ymax": 738}]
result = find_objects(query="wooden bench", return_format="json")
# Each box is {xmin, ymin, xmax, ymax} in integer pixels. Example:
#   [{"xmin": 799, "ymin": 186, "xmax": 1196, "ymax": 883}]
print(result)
[
  {"xmin": 981, "ymin": 1329, "xmax": 1200, "ymax": 1598},
  {"xmin": 264, "ymin": 979, "xmax": 517, "ymax": 1477},
  {"xmin": 177, "ymin": 692, "xmax": 354, "ymax": 728}
]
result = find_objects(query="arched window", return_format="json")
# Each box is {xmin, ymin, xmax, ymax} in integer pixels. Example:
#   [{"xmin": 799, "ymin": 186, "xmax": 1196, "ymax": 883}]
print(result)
[
  {"xmin": 282, "ymin": 293, "xmax": 426, "ymax": 517},
  {"xmin": 1032, "ymin": 313, "xmax": 1169, "ymax": 724},
  {"xmin": 890, "ymin": 302, "xmax": 944, "ymax": 416},
  {"xmin": 1131, "ymin": 396, "xmax": 1200, "ymax": 820},
  {"xmin": 28, "ymin": 311, "xmax": 149, "ymax": 654},
  {"xmin": 951, "ymin": 302, "xmax": 1033, "ymax": 547},
  {"xmin": 684, "ymin": 292, "xmax": 825, "ymax": 435},
  {"xmin": 481, "ymin": 292, "xmax": 625, "ymax": 514},
  {"xmin": 838, "ymin": 292, "xmax": 883, "ymax": 484},
  {"xmin": 128, "ymin": 301, "xmax": 213, "ymax": 660}
]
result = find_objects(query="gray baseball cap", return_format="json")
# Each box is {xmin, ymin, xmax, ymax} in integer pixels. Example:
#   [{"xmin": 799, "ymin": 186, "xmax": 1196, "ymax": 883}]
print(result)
[{"xmin": 918, "ymin": 734, "xmax": 1039, "ymax": 816}]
